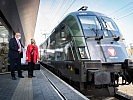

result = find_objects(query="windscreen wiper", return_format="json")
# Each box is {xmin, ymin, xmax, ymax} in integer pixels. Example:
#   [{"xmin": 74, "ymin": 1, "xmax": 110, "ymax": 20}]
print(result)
[
  {"xmin": 90, "ymin": 28, "xmax": 103, "ymax": 41},
  {"xmin": 101, "ymin": 18, "xmax": 120, "ymax": 41}
]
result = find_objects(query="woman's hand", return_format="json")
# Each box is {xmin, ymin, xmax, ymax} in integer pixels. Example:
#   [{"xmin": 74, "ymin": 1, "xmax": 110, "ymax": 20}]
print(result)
[{"xmin": 37, "ymin": 58, "xmax": 40, "ymax": 63}]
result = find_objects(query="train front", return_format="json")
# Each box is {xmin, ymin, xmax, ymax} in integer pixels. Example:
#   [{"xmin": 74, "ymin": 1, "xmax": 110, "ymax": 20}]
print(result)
[{"xmin": 75, "ymin": 11, "xmax": 133, "ymax": 91}]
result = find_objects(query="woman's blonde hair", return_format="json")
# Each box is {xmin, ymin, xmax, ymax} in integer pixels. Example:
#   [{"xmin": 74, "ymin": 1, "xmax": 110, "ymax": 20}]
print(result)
[{"xmin": 31, "ymin": 38, "xmax": 36, "ymax": 44}]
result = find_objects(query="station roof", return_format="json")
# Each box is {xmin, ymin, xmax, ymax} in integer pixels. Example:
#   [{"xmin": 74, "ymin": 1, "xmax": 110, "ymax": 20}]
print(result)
[
  {"xmin": 15, "ymin": 0, "xmax": 40, "ymax": 45},
  {"xmin": 0, "ymin": 0, "xmax": 40, "ymax": 46}
]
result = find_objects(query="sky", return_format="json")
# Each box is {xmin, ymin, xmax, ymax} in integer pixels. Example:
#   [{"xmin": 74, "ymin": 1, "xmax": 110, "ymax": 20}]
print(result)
[{"xmin": 34, "ymin": 0, "xmax": 133, "ymax": 46}]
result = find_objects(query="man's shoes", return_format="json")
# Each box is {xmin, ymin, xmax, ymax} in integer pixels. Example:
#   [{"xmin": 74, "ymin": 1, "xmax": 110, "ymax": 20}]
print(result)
[
  {"xmin": 32, "ymin": 75, "xmax": 36, "ymax": 77},
  {"xmin": 12, "ymin": 77, "xmax": 17, "ymax": 80},
  {"xmin": 18, "ymin": 76, "xmax": 24, "ymax": 78}
]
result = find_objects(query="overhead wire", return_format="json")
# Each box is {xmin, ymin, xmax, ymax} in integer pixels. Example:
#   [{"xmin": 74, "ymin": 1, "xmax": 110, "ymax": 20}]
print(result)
[
  {"xmin": 108, "ymin": 2, "xmax": 133, "ymax": 20},
  {"xmin": 60, "ymin": 0, "xmax": 77, "ymax": 20},
  {"xmin": 117, "ymin": 12, "xmax": 133, "ymax": 20},
  {"xmin": 39, "ymin": 0, "xmax": 56, "ymax": 35},
  {"xmin": 58, "ymin": 0, "xmax": 72, "ymax": 21},
  {"xmin": 54, "ymin": 0, "xmax": 70, "ymax": 23},
  {"xmin": 109, "ymin": 2, "xmax": 133, "ymax": 16},
  {"xmin": 46, "ymin": 0, "xmax": 65, "ymax": 32},
  {"xmin": 47, "ymin": 0, "xmax": 77, "ymax": 33}
]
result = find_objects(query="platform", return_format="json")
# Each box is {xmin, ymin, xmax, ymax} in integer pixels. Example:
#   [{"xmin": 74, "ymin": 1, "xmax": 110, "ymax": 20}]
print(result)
[
  {"xmin": 117, "ymin": 83, "xmax": 133, "ymax": 99},
  {"xmin": 0, "ymin": 65, "xmax": 89, "ymax": 100}
]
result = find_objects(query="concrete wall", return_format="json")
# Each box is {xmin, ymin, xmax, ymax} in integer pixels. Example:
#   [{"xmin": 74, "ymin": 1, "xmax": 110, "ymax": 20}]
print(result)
[
  {"xmin": 0, "ymin": 0, "xmax": 40, "ymax": 45},
  {"xmin": 0, "ymin": 0, "xmax": 24, "ymax": 40},
  {"xmin": 15, "ymin": 0, "xmax": 40, "ymax": 46}
]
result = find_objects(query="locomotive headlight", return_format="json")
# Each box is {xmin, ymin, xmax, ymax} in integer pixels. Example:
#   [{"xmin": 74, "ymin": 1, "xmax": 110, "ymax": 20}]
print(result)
[
  {"xmin": 123, "ymin": 59, "xmax": 133, "ymax": 68},
  {"xmin": 128, "ymin": 59, "xmax": 133, "ymax": 67},
  {"xmin": 78, "ymin": 47, "xmax": 87, "ymax": 59},
  {"xmin": 80, "ymin": 52, "xmax": 85, "ymax": 58}
]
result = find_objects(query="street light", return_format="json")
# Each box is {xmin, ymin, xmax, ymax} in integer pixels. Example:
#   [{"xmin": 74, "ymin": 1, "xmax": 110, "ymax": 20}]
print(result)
[{"xmin": 42, "ymin": 33, "xmax": 47, "ymax": 39}]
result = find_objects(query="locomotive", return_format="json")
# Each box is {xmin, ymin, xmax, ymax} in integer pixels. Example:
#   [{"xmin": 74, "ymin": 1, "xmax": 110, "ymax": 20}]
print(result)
[{"xmin": 40, "ymin": 8, "xmax": 133, "ymax": 96}]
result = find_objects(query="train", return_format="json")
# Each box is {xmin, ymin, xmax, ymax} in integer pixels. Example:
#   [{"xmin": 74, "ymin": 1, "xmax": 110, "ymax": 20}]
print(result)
[{"xmin": 40, "ymin": 8, "xmax": 133, "ymax": 96}]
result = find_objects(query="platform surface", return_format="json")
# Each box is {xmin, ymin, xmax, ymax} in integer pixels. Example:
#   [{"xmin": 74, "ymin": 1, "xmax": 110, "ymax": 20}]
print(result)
[{"xmin": 0, "ymin": 66, "xmax": 89, "ymax": 100}]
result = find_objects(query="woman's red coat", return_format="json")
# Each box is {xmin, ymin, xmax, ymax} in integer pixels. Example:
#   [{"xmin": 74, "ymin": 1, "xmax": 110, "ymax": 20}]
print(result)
[{"xmin": 26, "ymin": 44, "xmax": 39, "ymax": 63}]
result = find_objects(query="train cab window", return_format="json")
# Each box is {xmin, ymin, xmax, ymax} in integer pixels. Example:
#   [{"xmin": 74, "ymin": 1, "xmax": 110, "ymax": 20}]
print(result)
[
  {"xmin": 60, "ymin": 24, "xmax": 71, "ymax": 43},
  {"xmin": 78, "ymin": 16, "xmax": 101, "ymax": 37},
  {"xmin": 101, "ymin": 17, "xmax": 121, "ymax": 37},
  {"xmin": 101, "ymin": 17, "xmax": 118, "ymax": 31}
]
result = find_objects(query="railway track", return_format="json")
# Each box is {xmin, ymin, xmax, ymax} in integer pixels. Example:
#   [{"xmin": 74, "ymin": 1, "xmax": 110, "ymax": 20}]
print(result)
[
  {"xmin": 41, "ymin": 63, "xmax": 132, "ymax": 100},
  {"xmin": 40, "ymin": 65, "xmax": 89, "ymax": 100},
  {"xmin": 115, "ymin": 93, "xmax": 131, "ymax": 100},
  {"xmin": 40, "ymin": 70, "xmax": 67, "ymax": 100}
]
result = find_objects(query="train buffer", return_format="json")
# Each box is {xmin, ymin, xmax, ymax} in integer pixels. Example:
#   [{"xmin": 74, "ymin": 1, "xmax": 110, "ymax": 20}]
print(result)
[{"xmin": 0, "ymin": 65, "xmax": 89, "ymax": 100}]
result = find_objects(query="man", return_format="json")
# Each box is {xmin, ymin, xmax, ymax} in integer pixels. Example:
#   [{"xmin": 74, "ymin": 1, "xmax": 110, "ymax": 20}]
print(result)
[{"xmin": 8, "ymin": 32, "xmax": 24, "ymax": 80}]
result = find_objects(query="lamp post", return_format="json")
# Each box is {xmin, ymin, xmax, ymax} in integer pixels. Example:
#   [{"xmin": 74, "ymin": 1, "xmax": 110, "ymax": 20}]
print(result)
[{"xmin": 42, "ymin": 33, "xmax": 47, "ymax": 39}]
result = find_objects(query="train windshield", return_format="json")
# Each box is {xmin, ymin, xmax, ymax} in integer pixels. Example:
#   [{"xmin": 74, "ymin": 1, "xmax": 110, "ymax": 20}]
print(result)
[
  {"xmin": 78, "ymin": 15, "xmax": 101, "ymax": 37},
  {"xmin": 101, "ymin": 17, "xmax": 118, "ymax": 31},
  {"xmin": 100, "ymin": 17, "xmax": 121, "ymax": 37},
  {"xmin": 78, "ymin": 15, "xmax": 121, "ymax": 38}
]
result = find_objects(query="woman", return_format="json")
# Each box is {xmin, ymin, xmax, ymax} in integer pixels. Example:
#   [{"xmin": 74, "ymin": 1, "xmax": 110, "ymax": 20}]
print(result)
[{"xmin": 26, "ymin": 39, "xmax": 39, "ymax": 78}]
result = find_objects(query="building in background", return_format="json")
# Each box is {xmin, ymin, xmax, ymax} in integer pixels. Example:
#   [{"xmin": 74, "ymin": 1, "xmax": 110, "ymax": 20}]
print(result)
[{"xmin": 0, "ymin": 0, "xmax": 40, "ymax": 72}]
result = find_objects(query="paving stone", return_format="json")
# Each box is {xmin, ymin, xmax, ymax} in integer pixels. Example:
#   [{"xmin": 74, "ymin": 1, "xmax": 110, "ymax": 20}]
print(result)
[{"xmin": 0, "ymin": 67, "xmax": 88, "ymax": 100}]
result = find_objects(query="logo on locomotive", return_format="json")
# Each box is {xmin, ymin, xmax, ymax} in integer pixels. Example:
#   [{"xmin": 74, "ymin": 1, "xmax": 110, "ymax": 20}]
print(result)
[{"xmin": 108, "ymin": 47, "xmax": 116, "ymax": 56}]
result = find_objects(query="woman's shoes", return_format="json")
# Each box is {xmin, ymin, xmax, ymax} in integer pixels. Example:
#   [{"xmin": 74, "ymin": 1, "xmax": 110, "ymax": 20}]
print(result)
[
  {"xmin": 28, "ymin": 75, "xmax": 35, "ymax": 78},
  {"xmin": 28, "ymin": 76, "xmax": 32, "ymax": 78},
  {"xmin": 18, "ymin": 76, "xmax": 24, "ymax": 78},
  {"xmin": 12, "ymin": 77, "xmax": 17, "ymax": 80}
]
